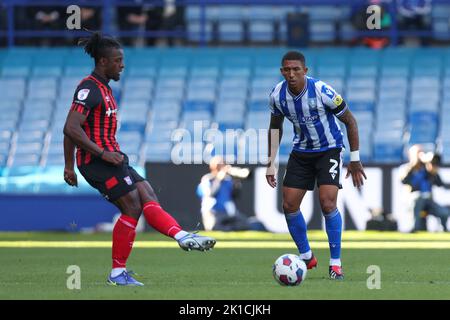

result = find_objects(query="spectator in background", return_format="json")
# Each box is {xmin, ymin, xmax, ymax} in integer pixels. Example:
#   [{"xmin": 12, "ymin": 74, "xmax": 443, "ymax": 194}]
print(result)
[
  {"xmin": 117, "ymin": 0, "xmax": 163, "ymax": 46},
  {"xmin": 71, "ymin": 7, "xmax": 102, "ymax": 45},
  {"xmin": 350, "ymin": 0, "xmax": 392, "ymax": 49},
  {"xmin": 157, "ymin": 0, "xmax": 185, "ymax": 46},
  {"xmin": 197, "ymin": 156, "xmax": 256, "ymax": 231},
  {"xmin": 27, "ymin": 6, "xmax": 66, "ymax": 45},
  {"xmin": 80, "ymin": 6, "xmax": 102, "ymax": 31},
  {"xmin": 401, "ymin": 145, "xmax": 450, "ymax": 232},
  {"xmin": 397, "ymin": 0, "xmax": 432, "ymax": 45}
]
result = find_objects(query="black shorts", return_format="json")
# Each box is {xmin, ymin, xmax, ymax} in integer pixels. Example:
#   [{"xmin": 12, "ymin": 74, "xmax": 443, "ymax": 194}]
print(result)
[
  {"xmin": 78, "ymin": 152, "xmax": 145, "ymax": 202},
  {"xmin": 283, "ymin": 148, "xmax": 343, "ymax": 191}
]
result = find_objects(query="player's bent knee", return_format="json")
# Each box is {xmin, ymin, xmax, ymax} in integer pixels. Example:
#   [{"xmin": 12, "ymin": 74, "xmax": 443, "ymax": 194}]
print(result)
[
  {"xmin": 283, "ymin": 202, "xmax": 299, "ymax": 214},
  {"xmin": 320, "ymin": 201, "xmax": 337, "ymax": 215},
  {"xmin": 123, "ymin": 203, "xmax": 142, "ymax": 219}
]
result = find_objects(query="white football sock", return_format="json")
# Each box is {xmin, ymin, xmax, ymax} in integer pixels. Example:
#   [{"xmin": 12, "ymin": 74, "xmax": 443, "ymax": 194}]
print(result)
[
  {"xmin": 330, "ymin": 259, "xmax": 341, "ymax": 267},
  {"xmin": 299, "ymin": 250, "xmax": 312, "ymax": 260},
  {"xmin": 174, "ymin": 230, "xmax": 189, "ymax": 240},
  {"xmin": 110, "ymin": 268, "xmax": 126, "ymax": 278}
]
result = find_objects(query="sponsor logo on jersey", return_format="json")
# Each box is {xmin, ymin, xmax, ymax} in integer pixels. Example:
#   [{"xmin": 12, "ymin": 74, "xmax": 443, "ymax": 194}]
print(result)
[
  {"xmin": 301, "ymin": 114, "xmax": 319, "ymax": 124},
  {"xmin": 308, "ymin": 98, "xmax": 317, "ymax": 109},
  {"xmin": 77, "ymin": 89, "xmax": 90, "ymax": 101},
  {"xmin": 106, "ymin": 108, "xmax": 117, "ymax": 117}
]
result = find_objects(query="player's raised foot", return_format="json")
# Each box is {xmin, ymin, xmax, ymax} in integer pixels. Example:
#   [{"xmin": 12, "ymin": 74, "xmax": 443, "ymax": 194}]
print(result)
[
  {"xmin": 107, "ymin": 270, "xmax": 144, "ymax": 286},
  {"xmin": 302, "ymin": 253, "xmax": 318, "ymax": 270},
  {"xmin": 178, "ymin": 233, "xmax": 216, "ymax": 252},
  {"xmin": 329, "ymin": 265, "xmax": 344, "ymax": 280}
]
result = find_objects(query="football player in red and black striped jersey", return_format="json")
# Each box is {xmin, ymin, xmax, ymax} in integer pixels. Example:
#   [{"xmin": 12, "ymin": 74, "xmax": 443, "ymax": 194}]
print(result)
[{"xmin": 63, "ymin": 32, "xmax": 216, "ymax": 286}]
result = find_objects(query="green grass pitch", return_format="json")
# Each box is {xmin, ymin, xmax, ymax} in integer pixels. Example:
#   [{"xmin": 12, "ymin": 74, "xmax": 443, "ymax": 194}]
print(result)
[{"xmin": 0, "ymin": 231, "xmax": 449, "ymax": 300}]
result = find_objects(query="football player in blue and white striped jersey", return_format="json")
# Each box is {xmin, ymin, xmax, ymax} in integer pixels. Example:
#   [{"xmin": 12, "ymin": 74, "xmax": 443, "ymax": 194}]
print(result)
[{"xmin": 266, "ymin": 51, "xmax": 367, "ymax": 280}]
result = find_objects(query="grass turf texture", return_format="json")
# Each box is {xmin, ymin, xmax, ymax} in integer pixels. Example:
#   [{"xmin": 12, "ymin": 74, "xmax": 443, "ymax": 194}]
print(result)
[{"xmin": 0, "ymin": 231, "xmax": 449, "ymax": 300}]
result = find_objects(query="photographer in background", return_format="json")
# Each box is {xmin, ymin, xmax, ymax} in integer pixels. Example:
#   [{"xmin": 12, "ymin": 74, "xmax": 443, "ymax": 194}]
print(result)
[
  {"xmin": 401, "ymin": 145, "xmax": 450, "ymax": 232},
  {"xmin": 196, "ymin": 156, "xmax": 254, "ymax": 231}
]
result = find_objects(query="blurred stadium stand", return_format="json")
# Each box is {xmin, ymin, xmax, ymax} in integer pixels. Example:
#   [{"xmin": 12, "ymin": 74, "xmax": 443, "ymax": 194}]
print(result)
[
  {"xmin": 0, "ymin": 0, "xmax": 449, "ymax": 194},
  {"xmin": 1, "ymin": 46, "xmax": 449, "ymax": 170}
]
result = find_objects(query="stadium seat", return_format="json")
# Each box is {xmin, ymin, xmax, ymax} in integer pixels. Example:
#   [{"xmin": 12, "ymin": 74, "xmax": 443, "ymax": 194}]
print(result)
[
  {"xmin": 1, "ymin": 46, "xmax": 449, "ymax": 168},
  {"xmin": 373, "ymin": 141, "xmax": 404, "ymax": 163},
  {"xmin": 249, "ymin": 22, "xmax": 274, "ymax": 42},
  {"xmin": 10, "ymin": 153, "xmax": 41, "ymax": 167}
]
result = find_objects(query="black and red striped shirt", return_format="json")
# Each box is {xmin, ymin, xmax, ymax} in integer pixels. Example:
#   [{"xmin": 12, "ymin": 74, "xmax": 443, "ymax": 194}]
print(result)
[{"xmin": 70, "ymin": 72, "xmax": 120, "ymax": 166}]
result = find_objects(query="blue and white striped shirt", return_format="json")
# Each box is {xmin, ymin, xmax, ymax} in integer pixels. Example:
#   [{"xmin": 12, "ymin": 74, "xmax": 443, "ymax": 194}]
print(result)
[{"xmin": 269, "ymin": 76, "xmax": 347, "ymax": 152}]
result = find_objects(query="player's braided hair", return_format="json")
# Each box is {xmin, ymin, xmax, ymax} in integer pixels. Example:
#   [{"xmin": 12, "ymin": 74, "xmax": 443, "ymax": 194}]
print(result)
[{"xmin": 78, "ymin": 30, "xmax": 121, "ymax": 64}]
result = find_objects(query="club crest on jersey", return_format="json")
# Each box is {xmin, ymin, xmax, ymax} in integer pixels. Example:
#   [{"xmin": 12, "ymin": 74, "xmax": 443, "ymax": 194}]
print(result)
[
  {"xmin": 124, "ymin": 176, "xmax": 132, "ymax": 185},
  {"xmin": 281, "ymin": 100, "xmax": 287, "ymax": 107},
  {"xmin": 308, "ymin": 98, "xmax": 317, "ymax": 109},
  {"xmin": 105, "ymin": 95, "xmax": 111, "ymax": 103},
  {"xmin": 77, "ymin": 89, "xmax": 90, "ymax": 101}
]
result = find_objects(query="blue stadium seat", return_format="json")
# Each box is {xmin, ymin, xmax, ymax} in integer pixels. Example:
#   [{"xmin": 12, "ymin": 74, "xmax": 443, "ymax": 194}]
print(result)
[
  {"xmin": 249, "ymin": 22, "xmax": 274, "ymax": 42},
  {"xmin": 346, "ymin": 77, "xmax": 376, "ymax": 90},
  {"xmin": 14, "ymin": 142, "xmax": 43, "ymax": 155},
  {"xmin": 158, "ymin": 66, "xmax": 188, "ymax": 78},
  {"xmin": 346, "ymin": 88, "xmax": 376, "ymax": 102},
  {"xmin": 0, "ymin": 46, "xmax": 449, "ymax": 166},
  {"xmin": 317, "ymin": 65, "xmax": 346, "ymax": 78},
  {"xmin": 187, "ymin": 22, "xmax": 213, "ymax": 43},
  {"xmin": 310, "ymin": 22, "xmax": 335, "ymax": 42},
  {"xmin": 18, "ymin": 119, "xmax": 50, "ymax": 132},
  {"xmin": 348, "ymin": 101, "xmax": 375, "ymax": 112},
  {"xmin": 64, "ymin": 66, "xmax": 92, "ymax": 76},
  {"xmin": 144, "ymin": 128, "xmax": 174, "ymax": 143},
  {"xmin": 186, "ymin": 78, "xmax": 216, "ymax": 90},
  {"xmin": 126, "ymin": 66, "xmax": 157, "ymax": 77},
  {"xmin": 0, "ymin": 78, "xmax": 26, "ymax": 100},
  {"xmin": 1, "ymin": 66, "xmax": 30, "ymax": 77},
  {"xmin": 349, "ymin": 66, "xmax": 378, "ymax": 77},
  {"xmin": 16, "ymin": 130, "xmax": 46, "ymax": 144},
  {"xmin": 190, "ymin": 67, "xmax": 219, "ymax": 78},
  {"xmin": 248, "ymin": 101, "xmax": 268, "ymax": 112},
  {"xmin": 9, "ymin": 154, "xmax": 41, "ymax": 167},
  {"xmin": 216, "ymin": 6, "xmax": 247, "ymax": 20},
  {"xmin": 32, "ymin": 66, "xmax": 62, "ymax": 77},
  {"xmin": 183, "ymin": 101, "xmax": 214, "ymax": 113},
  {"xmin": 0, "ymin": 141, "xmax": 10, "ymax": 155},
  {"xmin": 1, "ymin": 109, "xmax": 20, "ymax": 123},
  {"xmin": 144, "ymin": 142, "xmax": 173, "ymax": 162},
  {"xmin": 45, "ymin": 154, "xmax": 65, "ymax": 166},
  {"xmin": 218, "ymin": 88, "xmax": 247, "ymax": 100},
  {"xmin": 186, "ymin": 90, "xmax": 216, "ymax": 102},
  {"xmin": 373, "ymin": 141, "xmax": 404, "ymax": 163},
  {"xmin": 121, "ymin": 88, "xmax": 152, "ymax": 101}
]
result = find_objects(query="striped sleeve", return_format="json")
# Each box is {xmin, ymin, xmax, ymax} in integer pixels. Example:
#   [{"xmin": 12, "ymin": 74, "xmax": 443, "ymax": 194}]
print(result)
[
  {"xmin": 318, "ymin": 81, "xmax": 348, "ymax": 117},
  {"xmin": 70, "ymin": 80, "xmax": 102, "ymax": 116},
  {"xmin": 268, "ymin": 86, "xmax": 282, "ymax": 116}
]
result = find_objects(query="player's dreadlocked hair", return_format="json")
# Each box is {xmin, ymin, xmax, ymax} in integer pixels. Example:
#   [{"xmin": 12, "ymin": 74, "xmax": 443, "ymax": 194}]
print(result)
[
  {"xmin": 78, "ymin": 31, "xmax": 122, "ymax": 65},
  {"xmin": 281, "ymin": 51, "xmax": 306, "ymax": 66}
]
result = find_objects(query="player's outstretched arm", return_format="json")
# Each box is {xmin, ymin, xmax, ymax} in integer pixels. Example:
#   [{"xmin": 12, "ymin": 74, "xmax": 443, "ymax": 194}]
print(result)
[
  {"xmin": 63, "ymin": 135, "xmax": 78, "ymax": 187},
  {"xmin": 266, "ymin": 114, "xmax": 284, "ymax": 188},
  {"xmin": 337, "ymin": 110, "xmax": 367, "ymax": 188}
]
